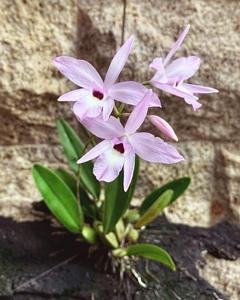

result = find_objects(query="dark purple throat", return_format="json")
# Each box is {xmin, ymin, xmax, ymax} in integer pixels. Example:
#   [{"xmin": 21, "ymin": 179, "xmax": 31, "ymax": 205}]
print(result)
[
  {"xmin": 113, "ymin": 143, "xmax": 125, "ymax": 154},
  {"xmin": 93, "ymin": 90, "xmax": 104, "ymax": 100}
]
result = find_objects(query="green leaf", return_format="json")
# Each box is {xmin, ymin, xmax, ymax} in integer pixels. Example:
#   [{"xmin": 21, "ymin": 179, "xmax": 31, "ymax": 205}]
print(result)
[
  {"xmin": 55, "ymin": 168, "xmax": 77, "ymax": 195},
  {"xmin": 139, "ymin": 177, "xmax": 191, "ymax": 215},
  {"xmin": 80, "ymin": 189, "xmax": 97, "ymax": 220},
  {"xmin": 78, "ymin": 163, "xmax": 100, "ymax": 199},
  {"xmin": 54, "ymin": 168, "xmax": 96, "ymax": 220},
  {"xmin": 32, "ymin": 164, "xmax": 83, "ymax": 233},
  {"xmin": 135, "ymin": 190, "xmax": 173, "ymax": 229},
  {"xmin": 56, "ymin": 119, "xmax": 100, "ymax": 199},
  {"xmin": 125, "ymin": 243, "xmax": 176, "ymax": 271},
  {"xmin": 56, "ymin": 119, "xmax": 84, "ymax": 172},
  {"xmin": 103, "ymin": 157, "xmax": 140, "ymax": 234},
  {"xmin": 126, "ymin": 156, "xmax": 140, "ymax": 205}
]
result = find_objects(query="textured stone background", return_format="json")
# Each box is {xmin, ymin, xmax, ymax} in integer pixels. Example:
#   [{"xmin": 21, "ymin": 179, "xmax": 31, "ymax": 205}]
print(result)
[{"xmin": 0, "ymin": 0, "xmax": 239, "ymax": 299}]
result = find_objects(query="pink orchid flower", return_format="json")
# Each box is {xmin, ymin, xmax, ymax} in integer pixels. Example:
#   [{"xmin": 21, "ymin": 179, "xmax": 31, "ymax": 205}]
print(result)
[
  {"xmin": 77, "ymin": 90, "xmax": 184, "ymax": 191},
  {"xmin": 149, "ymin": 25, "xmax": 218, "ymax": 110},
  {"xmin": 53, "ymin": 36, "xmax": 160, "ymax": 121},
  {"xmin": 148, "ymin": 115, "xmax": 178, "ymax": 142}
]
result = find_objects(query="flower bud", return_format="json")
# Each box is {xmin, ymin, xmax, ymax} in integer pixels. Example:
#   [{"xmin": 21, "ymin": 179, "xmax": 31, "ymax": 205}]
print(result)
[{"xmin": 148, "ymin": 115, "xmax": 178, "ymax": 141}]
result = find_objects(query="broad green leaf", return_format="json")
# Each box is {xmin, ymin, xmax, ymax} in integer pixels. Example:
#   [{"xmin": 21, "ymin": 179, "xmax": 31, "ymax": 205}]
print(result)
[
  {"xmin": 55, "ymin": 168, "xmax": 77, "ymax": 195},
  {"xmin": 56, "ymin": 119, "xmax": 100, "ymax": 199},
  {"xmin": 32, "ymin": 164, "xmax": 83, "ymax": 233},
  {"xmin": 79, "ymin": 162, "xmax": 100, "ymax": 200},
  {"xmin": 125, "ymin": 243, "xmax": 176, "ymax": 271},
  {"xmin": 135, "ymin": 190, "xmax": 173, "ymax": 229},
  {"xmin": 103, "ymin": 172, "xmax": 125, "ymax": 234},
  {"xmin": 54, "ymin": 168, "xmax": 97, "ymax": 219},
  {"xmin": 139, "ymin": 177, "xmax": 191, "ymax": 215},
  {"xmin": 103, "ymin": 157, "xmax": 140, "ymax": 234},
  {"xmin": 56, "ymin": 119, "xmax": 84, "ymax": 172},
  {"xmin": 126, "ymin": 156, "xmax": 140, "ymax": 205},
  {"xmin": 80, "ymin": 189, "xmax": 97, "ymax": 220}
]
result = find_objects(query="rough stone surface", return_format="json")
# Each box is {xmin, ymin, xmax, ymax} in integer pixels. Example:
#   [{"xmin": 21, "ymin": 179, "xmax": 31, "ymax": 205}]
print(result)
[
  {"xmin": 0, "ymin": 0, "xmax": 239, "ymax": 226},
  {"xmin": 0, "ymin": 0, "xmax": 123, "ymax": 145},
  {"xmin": 0, "ymin": 0, "xmax": 77, "ymax": 145},
  {"xmin": 124, "ymin": 0, "xmax": 240, "ymax": 142},
  {"xmin": 0, "ymin": 0, "xmax": 240, "ymax": 299},
  {"xmin": 1, "ymin": 215, "xmax": 239, "ymax": 299},
  {"xmin": 135, "ymin": 141, "xmax": 216, "ymax": 226},
  {"xmin": 214, "ymin": 143, "xmax": 240, "ymax": 224},
  {"xmin": 0, "ymin": 142, "xmax": 216, "ymax": 227},
  {"xmin": 0, "ymin": 145, "xmax": 65, "ymax": 221},
  {"xmin": 198, "ymin": 254, "xmax": 240, "ymax": 300}
]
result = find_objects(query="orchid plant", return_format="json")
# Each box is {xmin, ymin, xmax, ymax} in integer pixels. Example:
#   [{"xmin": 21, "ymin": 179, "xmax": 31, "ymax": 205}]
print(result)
[{"xmin": 32, "ymin": 25, "xmax": 218, "ymax": 277}]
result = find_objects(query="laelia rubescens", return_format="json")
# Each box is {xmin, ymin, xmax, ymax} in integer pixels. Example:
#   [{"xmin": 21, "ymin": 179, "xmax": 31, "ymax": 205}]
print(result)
[
  {"xmin": 77, "ymin": 90, "xmax": 183, "ymax": 191},
  {"xmin": 148, "ymin": 115, "xmax": 178, "ymax": 142},
  {"xmin": 149, "ymin": 25, "xmax": 218, "ymax": 110},
  {"xmin": 53, "ymin": 36, "xmax": 160, "ymax": 121}
]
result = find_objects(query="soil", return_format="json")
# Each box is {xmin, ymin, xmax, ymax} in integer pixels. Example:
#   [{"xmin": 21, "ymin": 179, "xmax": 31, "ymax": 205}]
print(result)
[{"xmin": 0, "ymin": 203, "xmax": 239, "ymax": 300}]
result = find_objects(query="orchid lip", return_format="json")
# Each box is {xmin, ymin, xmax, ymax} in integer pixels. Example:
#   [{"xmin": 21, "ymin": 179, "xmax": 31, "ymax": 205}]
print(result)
[
  {"xmin": 113, "ymin": 143, "xmax": 125, "ymax": 154},
  {"xmin": 92, "ymin": 90, "xmax": 104, "ymax": 100}
]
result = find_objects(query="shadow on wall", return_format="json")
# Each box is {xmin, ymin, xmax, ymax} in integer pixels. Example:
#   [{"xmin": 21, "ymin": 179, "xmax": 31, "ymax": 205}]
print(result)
[
  {"xmin": 1, "ymin": 207, "xmax": 239, "ymax": 299},
  {"xmin": 76, "ymin": 8, "xmax": 117, "ymax": 79}
]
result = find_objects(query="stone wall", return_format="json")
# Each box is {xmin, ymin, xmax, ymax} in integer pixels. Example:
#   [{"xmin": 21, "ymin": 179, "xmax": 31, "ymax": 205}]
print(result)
[
  {"xmin": 1, "ymin": 0, "xmax": 239, "ymax": 225},
  {"xmin": 0, "ymin": 1, "xmax": 239, "ymax": 298}
]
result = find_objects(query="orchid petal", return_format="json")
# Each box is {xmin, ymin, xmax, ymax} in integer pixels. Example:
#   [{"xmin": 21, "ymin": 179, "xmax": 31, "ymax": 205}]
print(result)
[
  {"xmin": 104, "ymin": 36, "xmax": 135, "ymax": 89},
  {"xmin": 125, "ymin": 90, "xmax": 152, "ymax": 135},
  {"xmin": 72, "ymin": 97, "xmax": 102, "ymax": 121},
  {"xmin": 85, "ymin": 106, "xmax": 103, "ymax": 118},
  {"xmin": 53, "ymin": 56, "xmax": 104, "ymax": 90},
  {"xmin": 128, "ymin": 132, "xmax": 184, "ymax": 163},
  {"xmin": 182, "ymin": 83, "xmax": 219, "ymax": 94},
  {"xmin": 58, "ymin": 89, "xmax": 89, "ymax": 102},
  {"xmin": 72, "ymin": 101, "xmax": 89, "ymax": 120},
  {"xmin": 123, "ymin": 151, "xmax": 135, "ymax": 192},
  {"xmin": 150, "ymin": 92, "xmax": 162, "ymax": 107},
  {"xmin": 164, "ymin": 24, "xmax": 190, "ymax": 66},
  {"xmin": 184, "ymin": 97, "xmax": 202, "ymax": 111},
  {"xmin": 150, "ymin": 58, "xmax": 168, "ymax": 83},
  {"xmin": 152, "ymin": 81, "xmax": 198, "ymax": 102},
  {"xmin": 109, "ymin": 82, "xmax": 161, "ymax": 108},
  {"xmin": 93, "ymin": 148, "xmax": 124, "ymax": 182},
  {"xmin": 150, "ymin": 57, "xmax": 165, "ymax": 72},
  {"xmin": 166, "ymin": 56, "xmax": 201, "ymax": 82},
  {"xmin": 82, "ymin": 116, "xmax": 124, "ymax": 139},
  {"xmin": 109, "ymin": 81, "xmax": 146, "ymax": 105},
  {"xmin": 77, "ymin": 140, "xmax": 112, "ymax": 164},
  {"xmin": 174, "ymin": 83, "xmax": 203, "ymax": 110},
  {"xmin": 102, "ymin": 98, "xmax": 114, "ymax": 121},
  {"xmin": 148, "ymin": 115, "xmax": 178, "ymax": 141}
]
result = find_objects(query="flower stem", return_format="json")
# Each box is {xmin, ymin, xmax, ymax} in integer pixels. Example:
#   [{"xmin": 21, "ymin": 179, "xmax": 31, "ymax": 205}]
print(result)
[
  {"xmin": 118, "ymin": 103, "xmax": 125, "ymax": 115},
  {"xmin": 142, "ymin": 81, "xmax": 151, "ymax": 87},
  {"xmin": 113, "ymin": 105, "xmax": 121, "ymax": 117}
]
